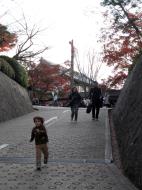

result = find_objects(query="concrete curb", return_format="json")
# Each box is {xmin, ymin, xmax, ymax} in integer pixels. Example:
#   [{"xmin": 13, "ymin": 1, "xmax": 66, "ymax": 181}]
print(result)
[
  {"xmin": 33, "ymin": 105, "xmax": 69, "ymax": 110},
  {"xmin": 105, "ymin": 108, "xmax": 113, "ymax": 163}
]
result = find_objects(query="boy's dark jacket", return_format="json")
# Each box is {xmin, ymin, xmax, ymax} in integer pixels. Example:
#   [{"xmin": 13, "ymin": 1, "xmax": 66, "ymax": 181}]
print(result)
[{"xmin": 30, "ymin": 125, "xmax": 48, "ymax": 145}]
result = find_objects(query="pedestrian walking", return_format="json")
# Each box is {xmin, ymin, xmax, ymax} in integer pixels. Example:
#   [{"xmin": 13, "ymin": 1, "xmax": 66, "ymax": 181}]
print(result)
[
  {"xmin": 69, "ymin": 87, "xmax": 81, "ymax": 122},
  {"xmin": 30, "ymin": 116, "xmax": 49, "ymax": 171},
  {"xmin": 89, "ymin": 81, "xmax": 102, "ymax": 120}
]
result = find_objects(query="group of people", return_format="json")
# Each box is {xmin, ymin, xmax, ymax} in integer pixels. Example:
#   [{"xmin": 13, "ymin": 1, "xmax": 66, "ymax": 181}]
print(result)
[
  {"xmin": 69, "ymin": 81, "xmax": 102, "ymax": 121},
  {"xmin": 30, "ymin": 81, "xmax": 102, "ymax": 171}
]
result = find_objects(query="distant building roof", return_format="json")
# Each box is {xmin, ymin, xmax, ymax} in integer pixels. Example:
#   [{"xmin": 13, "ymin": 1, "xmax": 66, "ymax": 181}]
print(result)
[
  {"xmin": 39, "ymin": 57, "xmax": 60, "ymax": 66},
  {"xmin": 39, "ymin": 57, "xmax": 95, "ymax": 86}
]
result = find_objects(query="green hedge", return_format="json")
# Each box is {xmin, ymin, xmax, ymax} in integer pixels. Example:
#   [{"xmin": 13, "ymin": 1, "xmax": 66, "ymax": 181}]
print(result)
[
  {"xmin": 0, "ymin": 58, "xmax": 15, "ymax": 78},
  {"xmin": 0, "ymin": 56, "xmax": 28, "ymax": 88}
]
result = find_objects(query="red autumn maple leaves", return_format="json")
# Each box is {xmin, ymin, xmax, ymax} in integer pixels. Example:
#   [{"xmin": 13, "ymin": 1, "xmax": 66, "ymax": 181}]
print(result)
[
  {"xmin": 101, "ymin": 9, "xmax": 142, "ymax": 88},
  {"xmin": 28, "ymin": 61, "xmax": 70, "ymax": 96}
]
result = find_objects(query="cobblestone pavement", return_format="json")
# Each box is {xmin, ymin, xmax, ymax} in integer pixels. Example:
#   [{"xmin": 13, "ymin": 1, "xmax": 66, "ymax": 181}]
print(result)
[{"xmin": 0, "ymin": 107, "xmax": 138, "ymax": 190}]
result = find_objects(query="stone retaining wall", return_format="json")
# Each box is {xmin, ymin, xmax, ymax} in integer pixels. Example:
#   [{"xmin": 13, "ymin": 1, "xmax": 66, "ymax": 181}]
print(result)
[
  {"xmin": 112, "ymin": 57, "xmax": 142, "ymax": 189},
  {"xmin": 0, "ymin": 71, "xmax": 33, "ymax": 122}
]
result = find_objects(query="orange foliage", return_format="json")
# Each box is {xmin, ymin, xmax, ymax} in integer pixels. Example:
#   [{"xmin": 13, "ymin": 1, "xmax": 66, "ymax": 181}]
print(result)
[
  {"xmin": 0, "ymin": 24, "xmax": 17, "ymax": 52},
  {"xmin": 102, "ymin": 71, "xmax": 127, "ymax": 88},
  {"xmin": 101, "ymin": 10, "xmax": 142, "ymax": 87},
  {"xmin": 28, "ymin": 62, "xmax": 70, "ymax": 96}
]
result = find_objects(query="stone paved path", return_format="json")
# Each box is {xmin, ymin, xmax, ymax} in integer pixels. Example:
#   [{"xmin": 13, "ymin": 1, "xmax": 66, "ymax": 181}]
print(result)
[{"xmin": 0, "ymin": 107, "xmax": 138, "ymax": 190}]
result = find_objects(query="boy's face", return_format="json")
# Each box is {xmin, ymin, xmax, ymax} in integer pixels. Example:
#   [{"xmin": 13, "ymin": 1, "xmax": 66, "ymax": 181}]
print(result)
[{"xmin": 34, "ymin": 119, "xmax": 42, "ymax": 127}]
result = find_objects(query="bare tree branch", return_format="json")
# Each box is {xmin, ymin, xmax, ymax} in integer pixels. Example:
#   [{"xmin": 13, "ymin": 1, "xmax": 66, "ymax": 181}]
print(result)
[
  {"xmin": 74, "ymin": 48, "xmax": 102, "ymax": 92},
  {"xmin": 12, "ymin": 14, "xmax": 49, "ymax": 68}
]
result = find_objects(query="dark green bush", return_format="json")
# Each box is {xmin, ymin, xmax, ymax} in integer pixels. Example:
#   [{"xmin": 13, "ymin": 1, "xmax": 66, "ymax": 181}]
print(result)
[
  {"xmin": 0, "ymin": 58, "xmax": 15, "ymax": 78},
  {"xmin": 0, "ymin": 55, "xmax": 28, "ymax": 87}
]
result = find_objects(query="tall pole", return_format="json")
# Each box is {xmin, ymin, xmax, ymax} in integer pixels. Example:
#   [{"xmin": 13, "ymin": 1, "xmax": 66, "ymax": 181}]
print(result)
[{"xmin": 69, "ymin": 39, "xmax": 74, "ymax": 89}]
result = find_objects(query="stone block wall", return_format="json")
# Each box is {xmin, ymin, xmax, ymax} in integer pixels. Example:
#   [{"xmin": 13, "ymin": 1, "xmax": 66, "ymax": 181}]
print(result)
[
  {"xmin": 112, "ymin": 57, "xmax": 142, "ymax": 189},
  {"xmin": 0, "ymin": 71, "xmax": 33, "ymax": 122}
]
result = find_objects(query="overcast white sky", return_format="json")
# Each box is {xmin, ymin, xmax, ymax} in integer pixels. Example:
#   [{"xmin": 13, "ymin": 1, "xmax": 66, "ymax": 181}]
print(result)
[{"xmin": 1, "ymin": 0, "xmax": 112, "ymax": 81}]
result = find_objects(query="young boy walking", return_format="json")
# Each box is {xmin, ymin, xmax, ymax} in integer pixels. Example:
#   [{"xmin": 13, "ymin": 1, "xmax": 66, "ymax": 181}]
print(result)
[{"xmin": 30, "ymin": 116, "xmax": 49, "ymax": 171}]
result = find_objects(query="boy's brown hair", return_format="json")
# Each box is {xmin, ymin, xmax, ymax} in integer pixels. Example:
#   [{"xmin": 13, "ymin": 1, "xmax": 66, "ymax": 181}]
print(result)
[{"xmin": 33, "ymin": 116, "xmax": 44, "ymax": 124}]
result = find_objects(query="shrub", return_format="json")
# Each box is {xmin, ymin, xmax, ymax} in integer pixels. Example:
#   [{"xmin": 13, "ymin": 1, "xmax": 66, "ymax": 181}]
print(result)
[
  {"xmin": 0, "ymin": 55, "xmax": 28, "ymax": 87},
  {"xmin": 0, "ymin": 58, "xmax": 15, "ymax": 78}
]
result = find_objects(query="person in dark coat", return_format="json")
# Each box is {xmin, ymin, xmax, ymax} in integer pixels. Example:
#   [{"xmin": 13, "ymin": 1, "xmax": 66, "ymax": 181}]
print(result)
[
  {"xmin": 89, "ymin": 81, "xmax": 102, "ymax": 120},
  {"xmin": 69, "ymin": 87, "xmax": 81, "ymax": 122}
]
